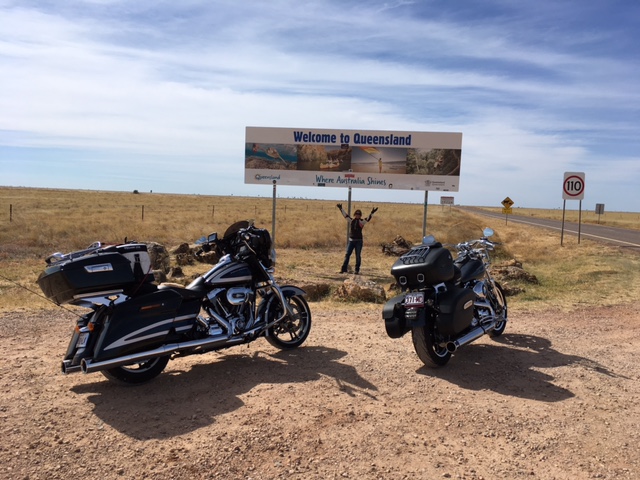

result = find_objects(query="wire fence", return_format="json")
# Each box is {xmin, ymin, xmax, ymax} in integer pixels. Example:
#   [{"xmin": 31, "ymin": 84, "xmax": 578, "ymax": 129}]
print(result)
[{"xmin": 2, "ymin": 201, "xmax": 337, "ymax": 223}]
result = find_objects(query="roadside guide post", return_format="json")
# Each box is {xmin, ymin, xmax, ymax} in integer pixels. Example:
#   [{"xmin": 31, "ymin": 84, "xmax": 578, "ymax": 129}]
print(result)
[
  {"xmin": 561, "ymin": 172, "xmax": 586, "ymax": 246},
  {"xmin": 501, "ymin": 197, "xmax": 514, "ymax": 225}
]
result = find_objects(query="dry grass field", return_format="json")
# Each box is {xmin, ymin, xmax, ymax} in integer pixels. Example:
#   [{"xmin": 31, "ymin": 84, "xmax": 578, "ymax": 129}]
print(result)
[
  {"xmin": 0, "ymin": 187, "xmax": 489, "ymax": 307},
  {"xmin": 1, "ymin": 187, "xmax": 640, "ymax": 480},
  {"xmin": 2, "ymin": 186, "xmax": 640, "ymax": 312}
]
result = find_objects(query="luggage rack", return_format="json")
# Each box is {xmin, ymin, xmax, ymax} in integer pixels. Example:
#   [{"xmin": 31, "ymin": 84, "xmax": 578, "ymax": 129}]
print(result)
[
  {"xmin": 45, "ymin": 242, "xmax": 103, "ymax": 265},
  {"xmin": 400, "ymin": 244, "xmax": 441, "ymax": 265}
]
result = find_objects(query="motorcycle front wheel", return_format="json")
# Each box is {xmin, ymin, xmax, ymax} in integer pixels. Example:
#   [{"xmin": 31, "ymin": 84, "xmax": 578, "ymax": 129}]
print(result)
[
  {"xmin": 266, "ymin": 295, "xmax": 312, "ymax": 350},
  {"xmin": 101, "ymin": 355, "xmax": 170, "ymax": 385},
  {"xmin": 489, "ymin": 282, "xmax": 508, "ymax": 338},
  {"xmin": 412, "ymin": 321, "xmax": 451, "ymax": 367}
]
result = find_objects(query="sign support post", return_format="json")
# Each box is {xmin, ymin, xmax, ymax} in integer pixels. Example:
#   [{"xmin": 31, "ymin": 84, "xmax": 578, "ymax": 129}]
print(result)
[
  {"xmin": 422, "ymin": 191, "xmax": 429, "ymax": 238},
  {"xmin": 561, "ymin": 199, "xmax": 566, "ymax": 246},
  {"xmin": 578, "ymin": 200, "xmax": 582, "ymax": 244},
  {"xmin": 271, "ymin": 181, "xmax": 277, "ymax": 246}
]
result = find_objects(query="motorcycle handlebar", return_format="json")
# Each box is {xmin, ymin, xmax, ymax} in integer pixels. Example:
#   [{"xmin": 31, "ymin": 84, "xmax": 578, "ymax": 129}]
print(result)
[{"xmin": 455, "ymin": 237, "xmax": 500, "ymax": 254}]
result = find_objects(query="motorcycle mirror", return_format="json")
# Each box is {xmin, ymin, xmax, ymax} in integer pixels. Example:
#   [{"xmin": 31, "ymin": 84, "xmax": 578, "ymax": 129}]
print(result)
[
  {"xmin": 422, "ymin": 235, "xmax": 437, "ymax": 245},
  {"xmin": 195, "ymin": 233, "xmax": 217, "ymax": 245},
  {"xmin": 483, "ymin": 227, "xmax": 494, "ymax": 238}
]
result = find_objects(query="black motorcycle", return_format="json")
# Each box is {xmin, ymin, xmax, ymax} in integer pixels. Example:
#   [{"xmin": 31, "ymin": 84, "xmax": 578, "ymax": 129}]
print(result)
[
  {"xmin": 382, "ymin": 228, "xmax": 507, "ymax": 367},
  {"xmin": 38, "ymin": 221, "xmax": 312, "ymax": 384}
]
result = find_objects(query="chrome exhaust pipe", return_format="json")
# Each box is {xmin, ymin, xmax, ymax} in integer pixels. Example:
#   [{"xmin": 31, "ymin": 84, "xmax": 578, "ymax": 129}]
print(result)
[
  {"xmin": 80, "ymin": 333, "xmax": 243, "ymax": 374},
  {"xmin": 446, "ymin": 326, "xmax": 487, "ymax": 353},
  {"xmin": 61, "ymin": 360, "xmax": 82, "ymax": 374}
]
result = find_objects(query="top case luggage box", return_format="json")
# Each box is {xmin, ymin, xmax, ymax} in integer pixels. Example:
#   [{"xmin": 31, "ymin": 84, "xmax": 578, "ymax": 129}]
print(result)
[
  {"xmin": 391, "ymin": 244, "xmax": 455, "ymax": 289},
  {"xmin": 38, "ymin": 252, "xmax": 136, "ymax": 305}
]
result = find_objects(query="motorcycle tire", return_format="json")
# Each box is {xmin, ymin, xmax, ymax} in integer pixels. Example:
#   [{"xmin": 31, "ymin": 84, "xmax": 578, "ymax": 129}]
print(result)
[
  {"xmin": 412, "ymin": 321, "xmax": 451, "ymax": 367},
  {"xmin": 489, "ymin": 282, "xmax": 508, "ymax": 338},
  {"xmin": 266, "ymin": 294, "xmax": 312, "ymax": 350},
  {"xmin": 101, "ymin": 355, "xmax": 170, "ymax": 385}
]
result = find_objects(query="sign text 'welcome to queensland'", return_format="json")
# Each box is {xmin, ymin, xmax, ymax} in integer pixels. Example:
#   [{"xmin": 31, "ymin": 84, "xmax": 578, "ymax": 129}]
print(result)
[{"xmin": 245, "ymin": 126, "xmax": 463, "ymax": 192}]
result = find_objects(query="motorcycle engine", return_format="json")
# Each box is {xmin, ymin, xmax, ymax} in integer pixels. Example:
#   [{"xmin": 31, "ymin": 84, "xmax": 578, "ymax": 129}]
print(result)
[
  {"xmin": 470, "ymin": 281, "xmax": 494, "ymax": 324},
  {"xmin": 204, "ymin": 287, "xmax": 254, "ymax": 333}
]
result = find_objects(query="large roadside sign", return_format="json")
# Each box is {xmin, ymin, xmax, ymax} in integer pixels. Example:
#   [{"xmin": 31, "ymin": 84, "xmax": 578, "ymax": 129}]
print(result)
[
  {"xmin": 245, "ymin": 126, "xmax": 463, "ymax": 192},
  {"xmin": 563, "ymin": 172, "xmax": 585, "ymax": 200}
]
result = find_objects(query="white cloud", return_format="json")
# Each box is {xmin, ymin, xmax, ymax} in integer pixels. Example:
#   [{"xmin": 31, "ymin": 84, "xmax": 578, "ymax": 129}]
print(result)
[{"xmin": 1, "ymin": 1, "xmax": 639, "ymax": 210}]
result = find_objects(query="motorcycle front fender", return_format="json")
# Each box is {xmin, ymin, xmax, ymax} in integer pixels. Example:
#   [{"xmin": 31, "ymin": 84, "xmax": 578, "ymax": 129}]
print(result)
[
  {"xmin": 278, "ymin": 285, "xmax": 306, "ymax": 298},
  {"xmin": 258, "ymin": 285, "xmax": 307, "ymax": 323}
]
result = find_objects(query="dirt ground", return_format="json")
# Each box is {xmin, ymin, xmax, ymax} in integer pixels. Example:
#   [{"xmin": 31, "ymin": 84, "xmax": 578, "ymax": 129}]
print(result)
[{"xmin": 0, "ymin": 302, "xmax": 639, "ymax": 480}]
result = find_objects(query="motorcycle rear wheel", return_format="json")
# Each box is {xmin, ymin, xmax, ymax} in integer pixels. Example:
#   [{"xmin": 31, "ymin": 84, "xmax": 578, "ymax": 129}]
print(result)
[
  {"xmin": 412, "ymin": 322, "xmax": 451, "ymax": 367},
  {"xmin": 101, "ymin": 355, "xmax": 170, "ymax": 385},
  {"xmin": 266, "ymin": 295, "xmax": 312, "ymax": 350}
]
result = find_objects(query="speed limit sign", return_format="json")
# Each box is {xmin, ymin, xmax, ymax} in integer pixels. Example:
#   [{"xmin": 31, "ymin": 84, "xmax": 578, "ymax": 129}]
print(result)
[{"xmin": 563, "ymin": 172, "xmax": 585, "ymax": 200}]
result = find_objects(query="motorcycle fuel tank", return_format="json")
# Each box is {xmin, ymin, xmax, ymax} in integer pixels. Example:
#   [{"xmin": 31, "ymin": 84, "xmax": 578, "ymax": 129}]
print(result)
[
  {"xmin": 456, "ymin": 258, "xmax": 485, "ymax": 283},
  {"xmin": 204, "ymin": 259, "xmax": 253, "ymax": 286}
]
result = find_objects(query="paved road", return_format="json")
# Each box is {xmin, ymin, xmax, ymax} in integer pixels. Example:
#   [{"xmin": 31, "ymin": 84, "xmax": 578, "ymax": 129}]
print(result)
[{"xmin": 460, "ymin": 207, "xmax": 640, "ymax": 250}]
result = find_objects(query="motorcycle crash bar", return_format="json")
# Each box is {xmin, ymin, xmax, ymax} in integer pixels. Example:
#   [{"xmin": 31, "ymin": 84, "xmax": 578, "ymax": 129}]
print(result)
[{"xmin": 78, "ymin": 333, "xmax": 245, "ymax": 374}]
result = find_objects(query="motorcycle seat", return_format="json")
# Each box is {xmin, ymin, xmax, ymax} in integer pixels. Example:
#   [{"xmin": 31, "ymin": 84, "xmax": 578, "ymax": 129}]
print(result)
[
  {"xmin": 452, "ymin": 265, "xmax": 462, "ymax": 283},
  {"xmin": 158, "ymin": 281, "xmax": 204, "ymax": 301}
]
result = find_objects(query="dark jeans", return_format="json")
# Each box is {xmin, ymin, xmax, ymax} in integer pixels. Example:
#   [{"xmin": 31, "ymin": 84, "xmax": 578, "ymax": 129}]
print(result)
[{"xmin": 341, "ymin": 239, "xmax": 363, "ymax": 273}]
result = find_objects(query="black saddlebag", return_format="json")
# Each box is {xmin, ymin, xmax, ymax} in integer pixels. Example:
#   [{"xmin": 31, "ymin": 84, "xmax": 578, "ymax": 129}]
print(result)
[
  {"xmin": 391, "ymin": 244, "xmax": 454, "ymax": 289},
  {"xmin": 382, "ymin": 295, "xmax": 410, "ymax": 338},
  {"xmin": 436, "ymin": 286, "xmax": 475, "ymax": 335}
]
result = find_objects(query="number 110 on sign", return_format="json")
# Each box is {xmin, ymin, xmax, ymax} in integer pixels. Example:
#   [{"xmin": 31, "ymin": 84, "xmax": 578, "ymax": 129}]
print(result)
[{"xmin": 563, "ymin": 172, "xmax": 585, "ymax": 200}]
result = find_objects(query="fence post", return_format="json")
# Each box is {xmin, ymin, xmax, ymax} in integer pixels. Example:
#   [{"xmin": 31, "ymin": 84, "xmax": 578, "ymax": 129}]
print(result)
[
  {"xmin": 141, "ymin": 205, "xmax": 145, "ymax": 221},
  {"xmin": 9, "ymin": 204, "xmax": 12, "ymax": 222}
]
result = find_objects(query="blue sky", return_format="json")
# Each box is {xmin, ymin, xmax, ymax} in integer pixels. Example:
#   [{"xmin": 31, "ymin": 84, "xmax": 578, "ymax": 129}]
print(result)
[{"xmin": 1, "ymin": 0, "xmax": 639, "ymax": 211}]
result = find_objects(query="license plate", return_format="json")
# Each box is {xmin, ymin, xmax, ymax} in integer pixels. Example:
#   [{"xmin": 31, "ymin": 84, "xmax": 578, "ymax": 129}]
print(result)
[
  {"xmin": 76, "ymin": 332, "xmax": 89, "ymax": 348},
  {"xmin": 404, "ymin": 292, "xmax": 425, "ymax": 307}
]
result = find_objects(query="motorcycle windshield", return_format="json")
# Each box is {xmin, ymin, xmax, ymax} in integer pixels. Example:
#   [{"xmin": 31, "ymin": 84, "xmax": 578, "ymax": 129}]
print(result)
[{"xmin": 223, "ymin": 220, "xmax": 252, "ymax": 240}]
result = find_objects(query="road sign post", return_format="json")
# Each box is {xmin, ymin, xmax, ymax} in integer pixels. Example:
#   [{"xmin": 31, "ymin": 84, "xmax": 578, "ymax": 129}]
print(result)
[{"xmin": 561, "ymin": 172, "xmax": 585, "ymax": 246}]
